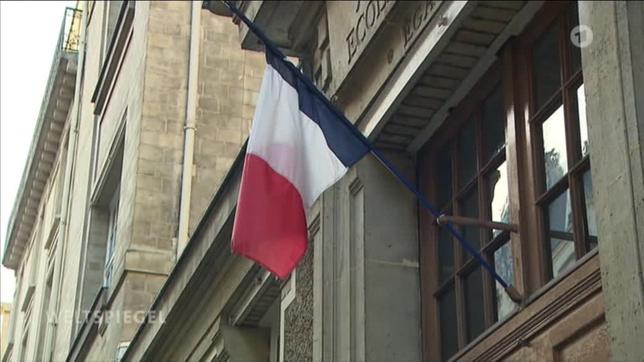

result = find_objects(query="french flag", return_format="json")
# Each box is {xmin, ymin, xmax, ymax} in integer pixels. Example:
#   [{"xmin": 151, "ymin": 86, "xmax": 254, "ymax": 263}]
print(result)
[{"xmin": 232, "ymin": 50, "xmax": 369, "ymax": 278}]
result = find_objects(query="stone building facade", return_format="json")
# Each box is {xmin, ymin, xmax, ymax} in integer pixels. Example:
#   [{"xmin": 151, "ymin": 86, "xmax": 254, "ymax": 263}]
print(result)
[
  {"xmin": 3, "ymin": 1, "xmax": 644, "ymax": 362},
  {"xmin": 2, "ymin": 1, "xmax": 263, "ymax": 361}
]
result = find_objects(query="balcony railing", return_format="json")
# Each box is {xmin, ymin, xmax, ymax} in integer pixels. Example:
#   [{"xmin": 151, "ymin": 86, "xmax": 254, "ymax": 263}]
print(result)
[{"xmin": 61, "ymin": 7, "xmax": 82, "ymax": 53}]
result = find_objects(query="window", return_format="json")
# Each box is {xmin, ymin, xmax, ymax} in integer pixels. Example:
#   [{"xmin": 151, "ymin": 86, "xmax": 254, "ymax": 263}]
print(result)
[
  {"xmin": 103, "ymin": 186, "xmax": 120, "ymax": 287},
  {"xmin": 116, "ymin": 341, "xmax": 130, "ymax": 361},
  {"xmin": 83, "ymin": 123, "xmax": 125, "ymax": 302},
  {"xmin": 419, "ymin": 3, "xmax": 597, "ymax": 360},
  {"xmin": 36, "ymin": 268, "xmax": 54, "ymax": 361},
  {"xmin": 101, "ymin": 1, "xmax": 124, "ymax": 65},
  {"xmin": 87, "ymin": 1, "xmax": 97, "ymax": 24},
  {"xmin": 93, "ymin": 0, "xmax": 135, "ymax": 115},
  {"xmin": 425, "ymin": 70, "xmax": 517, "ymax": 360},
  {"xmin": 527, "ymin": 2, "xmax": 596, "ymax": 279},
  {"xmin": 18, "ymin": 294, "xmax": 33, "ymax": 361},
  {"xmin": 19, "ymin": 326, "xmax": 29, "ymax": 362}
]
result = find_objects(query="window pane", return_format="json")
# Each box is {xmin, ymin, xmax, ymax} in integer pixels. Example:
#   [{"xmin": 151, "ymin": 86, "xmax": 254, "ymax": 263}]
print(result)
[
  {"xmin": 459, "ymin": 120, "xmax": 477, "ymax": 187},
  {"xmin": 576, "ymin": 85, "xmax": 589, "ymax": 157},
  {"xmin": 542, "ymin": 105, "xmax": 568, "ymax": 189},
  {"xmin": 105, "ymin": 1, "xmax": 124, "ymax": 56},
  {"xmin": 482, "ymin": 86, "xmax": 505, "ymax": 162},
  {"xmin": 568, "ymin": 2, "xmax": 582, "ymax": 75},
  {"xmin": 438, "ymin": 286, "xmax": 458, "ymax": 361},
  {"xmin": 487, "ymin": 161, "xmax": 510, "ymax": 237},
  {"xmin": 533, "ymin": 23, "xmax": 562, "ymax": 110},
  {"xmin": 583, "ymin": 170, "xmax": 598, "ymax": 250},
  {"xmin": 493, "ymin": 243, "xmax": 516, "ymax": 320},
  {"xmin": 436, "ymin": 150, "xmax": 453, "ymax": 208},
  {"xmin": 547, "ymin": 190, "xmax": 576, "ymax": 278},
  {"xmin": 460, "ymin": 187, "xmax": 480, "ymax": 254},
  {"xmin": 464, "ymin": 267, "xmax": 485, "ymax": 342},
  {"xmin": 438, "ymin": 226, "xmax": 454, "ymax": 283}
]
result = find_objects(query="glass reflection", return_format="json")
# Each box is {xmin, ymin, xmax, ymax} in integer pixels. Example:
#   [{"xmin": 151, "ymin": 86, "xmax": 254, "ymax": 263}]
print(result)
[
  {"xmin": 577, "ymin": 85, "xmax": 589, "ymax": 157},
  {"xmin": 542, "ymin": 106, "xmax": 568, "ymax": 189},
  {"xmin": 494, "ymin": 243, "xmax": 516, "ymax": 320},
  {"xmin": 583, "ymin": 171, "xmax": 598, "ymax": 249},
  {"xmin": 487, "ymin": 161, "xmax": 510, "ymax": 237},
  {"xmin": 548, "ymin": 190, "xmax": 575, "ymax": 278}
]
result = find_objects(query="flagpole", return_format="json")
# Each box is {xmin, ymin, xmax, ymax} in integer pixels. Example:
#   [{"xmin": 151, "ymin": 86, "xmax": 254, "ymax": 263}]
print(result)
[{"xmin": 222, "ymin": 1, "xmax": 522, "ymax": 302}]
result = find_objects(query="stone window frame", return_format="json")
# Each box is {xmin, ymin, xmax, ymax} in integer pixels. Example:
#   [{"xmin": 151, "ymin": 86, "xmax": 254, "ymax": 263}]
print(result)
[
  {"xmin": 92, "ymin": 0, "xmax": 135, "ymax": 115},
  {"xmin": 418, "ymin": 2, "xmax": 597, "ymax": 361},
  {"xmin": 35, "ymin": 258, "xmax": 56, "ymax": 361},
  {"xmin": 86, "ymin": 117, "xmax": 126, "ymax": 298}
]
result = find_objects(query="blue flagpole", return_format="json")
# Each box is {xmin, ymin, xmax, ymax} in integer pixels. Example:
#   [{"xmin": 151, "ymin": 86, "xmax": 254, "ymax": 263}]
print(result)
[{"xmin": 222, "ymin": 1, "xmax": 521, "ymax": 300}]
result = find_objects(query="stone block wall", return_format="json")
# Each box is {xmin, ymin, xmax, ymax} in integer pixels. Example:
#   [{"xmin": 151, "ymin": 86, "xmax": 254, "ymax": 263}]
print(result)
[
  {"xmin": 78, "ymin": 2, "xmax": 264, "ymax": 360},
  {"xmin": 52, "ymin": 1, "xmax": 117, "ymax": 358},
  {"xmin": 83, "ymin": 1, "xmax": 190, "ymax": 358},
  {"xmin": 189, "ymin": 12, "xmax": 264, "ymax": 234},
  {"xmin": 580, "ymin": 1, "xmax": 644, "ymax": 360},
  {"xmin": 127, "ymin": 0, "xmax": 190, "ymax": 273}
]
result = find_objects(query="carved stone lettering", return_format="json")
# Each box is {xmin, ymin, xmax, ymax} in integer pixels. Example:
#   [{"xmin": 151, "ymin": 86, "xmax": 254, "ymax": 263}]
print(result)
[
  {"xmin": 343, "ymin": 0, "xmax": 394, "ymax": 64},
  {"xmin": 402, "ymin": 1, "xmax": 437, "ymax": 48},
  {"xmin": 326, "ymin": 1, "xmax": 442, "ymax": 96}
]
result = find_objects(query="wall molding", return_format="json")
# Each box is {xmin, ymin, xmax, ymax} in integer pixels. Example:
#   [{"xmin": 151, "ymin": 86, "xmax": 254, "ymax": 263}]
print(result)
[{"xmin": 456, "ymin": 254, "xmax": 603, "ymax": 361}]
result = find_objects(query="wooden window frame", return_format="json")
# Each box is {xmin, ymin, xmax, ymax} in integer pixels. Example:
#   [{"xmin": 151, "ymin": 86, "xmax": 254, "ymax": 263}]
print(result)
[
  {"xmin": 419, "ymin": 2, "xmax": 596, "ymax": 361},
  {"xmin": 520, "ymin": 1, "xmax": 594, "ymax": 282},
  {"xmin": 420, "ymin": 61, "xmax": 520, "ymax": 360}
]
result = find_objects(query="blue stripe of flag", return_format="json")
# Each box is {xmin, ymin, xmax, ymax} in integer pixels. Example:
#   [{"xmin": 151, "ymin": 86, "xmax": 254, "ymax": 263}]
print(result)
[{"xmin": 266, "ymin": 50, "xmax": 369, "ymax": 168}]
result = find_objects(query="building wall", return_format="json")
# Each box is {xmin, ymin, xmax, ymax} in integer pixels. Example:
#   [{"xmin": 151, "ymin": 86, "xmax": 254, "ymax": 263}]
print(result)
[
  {"xmin": 11, "ymin": 123, "xmax": 70, "ymax": 362},
  {"xmin": 190, "ymin": 10, "xmax": 263, "ymax": 234},
  {"xmin": 124, "ymin": 0, "xmax": 642, "ymax": 360},
  {"xmin": 217, "ymin": 1, "xmax": 639, "ymax": 361},
  {"xmin": 51, "ymin": 1, "xmax": 110, "ymax": 358},
  {"xmin": 78, "ymin": 1, "xmax": 263, "ymax": 360},
  {"xmin": 579, "ymin": 1, "xmax": 644, "ymax": 360},
  {"xmin": 6, "ymin": 1, "xmax": 643, "ymax": 362},
  {"xmin": 3, "ymin": 1, "xmax": 264, "ymax": 362},
  {"xmin": 82, "ymin": 1, "xmax": 190, "ymax": 355},
  {"xmin": 309, "ymin": 151, "xmax": 421, "ymax": 362}
]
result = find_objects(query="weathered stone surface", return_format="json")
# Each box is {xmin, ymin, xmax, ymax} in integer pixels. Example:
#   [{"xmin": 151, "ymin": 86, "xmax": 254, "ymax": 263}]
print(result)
[
  {"xmin": 580, "ymin": 1, "xmax": 644, "ymax": 360},
  {"xmin": 284, "ymin": 249, "xmax": 314, "ymax": 362}
]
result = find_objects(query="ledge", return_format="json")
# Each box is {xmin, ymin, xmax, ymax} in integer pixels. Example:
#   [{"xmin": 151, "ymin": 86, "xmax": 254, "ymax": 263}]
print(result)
[
  {"xmin": 454, "ymin": 251, "xmax": 602, "ymax": 361},
  {"xmin": 66, "ymin": 287, "xmax": 107, "ymax": 362},
  {"xmin": 2, "ymin": 7, "xmax": 80, "ymax": 270},
  {"xmin": 122, "ymin": 143, "xmax": 249, "ymax": 360}
]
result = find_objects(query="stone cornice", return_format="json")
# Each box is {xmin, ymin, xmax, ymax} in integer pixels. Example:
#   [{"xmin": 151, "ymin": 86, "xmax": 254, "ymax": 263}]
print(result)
[{"xmin": 2, "ymin": 10, "xmax": 79, "ymax": 269}]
